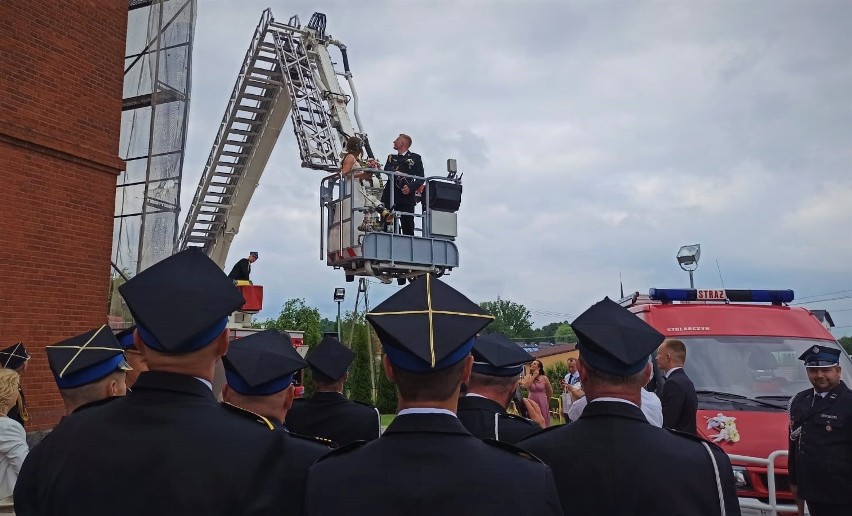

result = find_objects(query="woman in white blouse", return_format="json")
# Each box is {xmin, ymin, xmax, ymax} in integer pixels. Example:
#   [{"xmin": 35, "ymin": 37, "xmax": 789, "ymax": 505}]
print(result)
[{"xmin": 0, "ymin": 368, "xmax": 28, "ymax": 505}]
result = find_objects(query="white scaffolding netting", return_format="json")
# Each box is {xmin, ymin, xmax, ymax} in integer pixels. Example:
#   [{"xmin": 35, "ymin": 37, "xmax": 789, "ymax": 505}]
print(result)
[{"xmin": 110, "ymin": 0, "xmax": 195, "ymax": 324}]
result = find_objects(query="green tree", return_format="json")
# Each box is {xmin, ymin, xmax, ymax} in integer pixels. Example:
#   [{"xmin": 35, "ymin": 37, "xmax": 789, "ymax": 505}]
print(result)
[
  {"xmin": 554, "ymin": 324, "xmax": 577, "ymax": 343},
  {"xmin": 341, "ymin": 311, "xmax": 374, "ymax": 404},
  {"xmin": 261, "ymin": 298, "xmax": 322, "ymax": 395},
  {"xmin": 479, "ymin": 299, "xmax": 534, "ymax": 339},
  {"xmin": 319, "ymin": 317, "xmax": 337, "ymax": 334},
  {"xmin": 375, "ymin": 368, "xmax": 397, "ymax": 414},
  {"xmin": 839, "ymin": 336, "xmax": 852, "ymax": 355},
  {"xmin": 533, "ymin": 321, "xmax": 569, "ymax": 340}
]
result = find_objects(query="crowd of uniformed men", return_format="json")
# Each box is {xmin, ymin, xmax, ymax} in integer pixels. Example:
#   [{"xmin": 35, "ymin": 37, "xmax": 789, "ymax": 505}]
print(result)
[{"xmin": 2, "ymin": 248, "xmax": 850, "ymax": 515}]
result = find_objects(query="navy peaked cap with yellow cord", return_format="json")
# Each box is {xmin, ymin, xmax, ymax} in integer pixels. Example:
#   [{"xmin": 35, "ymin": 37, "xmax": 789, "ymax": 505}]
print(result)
[
  {"xmin": 366, "ymin": 274, "xmax": 494, "ymax": 372},
  {"xmin": 118, "ymin": 248, "xmax": 245, "ymax": 353},
  {"xmin": 46, "ymin": 325, "xmax": 131, "ymax": 389}
]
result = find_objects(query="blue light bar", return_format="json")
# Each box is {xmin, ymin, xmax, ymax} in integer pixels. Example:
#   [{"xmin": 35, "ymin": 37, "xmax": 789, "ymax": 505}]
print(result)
[{"xmin": 648, "ymin": 288, "xmax": 794, "ymax": 304}]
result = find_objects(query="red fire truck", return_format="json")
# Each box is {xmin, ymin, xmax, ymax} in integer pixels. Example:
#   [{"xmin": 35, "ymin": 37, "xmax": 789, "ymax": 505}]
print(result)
[{"xmin": 620, "ymin": 288, "xmax": 852, "ymax": 515}]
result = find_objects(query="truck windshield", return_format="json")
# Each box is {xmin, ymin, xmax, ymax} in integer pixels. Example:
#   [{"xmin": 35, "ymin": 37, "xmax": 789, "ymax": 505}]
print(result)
[{"xmin": 680, "ymin": 336, "xmax": 852, "ymax": 403}]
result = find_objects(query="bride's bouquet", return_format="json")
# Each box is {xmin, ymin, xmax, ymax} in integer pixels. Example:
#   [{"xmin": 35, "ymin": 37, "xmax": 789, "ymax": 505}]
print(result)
[{"xmin": 358, "ymin": 157, "xmax": 384, "ymax": 188}]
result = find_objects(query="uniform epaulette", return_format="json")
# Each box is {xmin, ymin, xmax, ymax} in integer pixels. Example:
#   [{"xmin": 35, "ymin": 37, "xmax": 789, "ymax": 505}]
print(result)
[
  {"xmin": 523, "ymin": 422, "xmax": 565, "ymax": 440},
  {"xmin": 287, "ymin": 431, "xmax": 338, "ymax": 449},
  {"xmin": 220, "ymin": 402, "xmax": 275, "ymax": 430},
  {"xmin": 665, "ymin": 428, "xmax": 724, "ymax": 450},
  {"xmin": 482, "ymin": 438, "xmax": 544, "ymax": 462},
  {"xmin": 314, "ymin": 439, "xmax": 367, "ymax": 462},
  {"xmin": 350, "ymin": 399, "xmax": 379, "ymax": 409},
  {"xmin": 497, "ymin": 412, "xmax": 537, "ymax": 426}
]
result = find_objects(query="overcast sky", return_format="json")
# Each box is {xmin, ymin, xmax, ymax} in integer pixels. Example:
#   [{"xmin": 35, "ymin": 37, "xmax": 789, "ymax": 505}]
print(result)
[{"xmin": 180, "ymin": 0, "xmax": 852, "ymax": 336}]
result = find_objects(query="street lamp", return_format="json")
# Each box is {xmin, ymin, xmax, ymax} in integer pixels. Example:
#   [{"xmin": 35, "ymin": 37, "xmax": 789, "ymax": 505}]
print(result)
[
  {"xmin": 676, "ymin": 244, "xmax": 701, "ymax": 288},
  {"xmin": 333, "ymin": 287, "xmax": 346, "ymax": 342}
]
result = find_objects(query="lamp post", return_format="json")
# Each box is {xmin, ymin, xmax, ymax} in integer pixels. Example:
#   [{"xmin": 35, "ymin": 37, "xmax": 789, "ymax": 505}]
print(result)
[
  {"xmin": 676, "ymin": 244, "xmax": 701, "ymax": 288},
  {"xmin": 333, "ymin": 287, "xmax": 345, "ymax": 342}
]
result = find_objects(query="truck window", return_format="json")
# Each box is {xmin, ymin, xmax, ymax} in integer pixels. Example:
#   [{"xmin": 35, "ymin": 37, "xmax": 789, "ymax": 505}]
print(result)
[{"xmin": 678, "ymin": 336, "xmax": 852, "ymax": 401}]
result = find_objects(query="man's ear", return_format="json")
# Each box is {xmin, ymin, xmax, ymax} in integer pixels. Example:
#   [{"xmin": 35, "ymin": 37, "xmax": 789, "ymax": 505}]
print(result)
[
  {"xmin": 107, "ymin": 380, "xmax": 118, "ymax": 397},
  {"xmin": 221, "ymin": 384, "xmax": 232, "ymax": 403},
  {"xmin": 215, "ymin": 329, "xmax": 229, "ymax": 358},
  {"xmin": 382, "ymin": 354, "xmax": 395, "ymax": 384},
  {"xmin": 460, "ymin": 355, "xmax": 473, "ymax": 385},
  {"xmin": 282, "ymin": 384, "xmax": 296, "ymax": 412}
]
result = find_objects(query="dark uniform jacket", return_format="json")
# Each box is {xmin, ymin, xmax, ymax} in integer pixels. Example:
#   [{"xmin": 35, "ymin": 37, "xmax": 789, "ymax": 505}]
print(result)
[
  {"xmin": 661, "ymin": 367, "xmax": 698, "ymax": 434},
  {"xmin": 457, "ymin": 395, "xmax": 540, "ymax": 444},
  {"xmin": 305, "ymin": 413, "xmax": 563, "ymax": 516},
  {"xmin": 15, "ymin": 371, "xmax": 315, "ymax": 516},
  {"xmin": 520, "ymin": 400, "xmax": 741, "ymax": 516},
  {"xmin": 788, "ymin": 381, "xmax": 852, "ymax": 505},
  {"xmin": 227, "ymin": 257, "xmax": 251, "ymax": 282},
  {"xmin": 381, "ymin": 151, "xmax": 424, "ymax": 208},
  {"xmin": 285, "ymin": 391, "xmax": 381, "ymax": 446}
]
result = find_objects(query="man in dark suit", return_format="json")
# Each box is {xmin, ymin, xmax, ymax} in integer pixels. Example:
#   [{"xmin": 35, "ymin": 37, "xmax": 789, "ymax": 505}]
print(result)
[
  {"xmin": 656, "ymin": 338, "xmax": 698, "ymax": 434},
  {"xmin": 381, "ymin": 133, "xmax": 424, "ymax": 237},
  {"xmin": 788, "ymin": 345, "xmax": 852, "ymax": 516},
  {"xmin": 520, "ymin": 298, "xmax": 740, "ymax": 516},
  {"xmin": 286, "ymin": 336, "xmax": 381, "ymax": 446},
  {"xmin": 304, "ymin": 275, "xmax": 563, "ymax": 516},
  {"xmin": 45, "ymin": 326, "xmax": 130, "ymax": 416},
  {"xmin": 0, "ymin": 343, "xmax": 29, "ymax": 427},
  {"xmin": 458, "ymin": 333, "xmax": 544, "ymax": 443},
  {"xmin": 227, "ymin": 250, "xmax": 258, "ymax": 282},
  {"xmin": 15, "ymin": 249, "xmax": 298, "ymax": 516}
]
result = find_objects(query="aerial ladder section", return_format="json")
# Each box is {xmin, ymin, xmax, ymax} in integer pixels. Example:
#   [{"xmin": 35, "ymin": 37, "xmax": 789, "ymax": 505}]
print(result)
[{"xmin": 179, "ymin": 9, "xmax": 463, "ymax": 288}]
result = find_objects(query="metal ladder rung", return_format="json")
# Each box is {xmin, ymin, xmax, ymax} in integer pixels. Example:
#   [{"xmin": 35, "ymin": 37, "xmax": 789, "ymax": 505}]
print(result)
[
  {"xmin": 220, "ymin": 151, "xmax": 250, "ymax": 158},
  {"xmin": 212, "ymin": 172, "xmax": 242, "ymax": 179},
  {"xmin": 235, "ymin": 105, "xmax": 268, "ymax": 114},
  {"xmin": 199, "ymin": 201, "xmax": 232, "ymax": 208},
  {"xmin": 240, "ymin": 93, "xmax": 273, "ymax": 102},
  {"xmin": 232, "ymin": 116, "xmax": 262, "ymax": 125},
  {"xmin": 228, "ymin": 129, "xmax": 259, "ymax": 136},
  {"xmin": 215, "ymin": 161, "xmax": 244, "ymax": 168},
  {"xmin": 246, "ymin": 77, "xmax": 282, "ymax": 87},
  {"xmin": 249, "ymin": 67, "xmax": 279, "ymax": 77}
]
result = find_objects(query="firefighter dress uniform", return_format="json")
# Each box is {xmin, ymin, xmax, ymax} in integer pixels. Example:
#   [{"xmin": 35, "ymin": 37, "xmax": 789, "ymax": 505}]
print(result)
[
  {"xmin": 285, "ymin": 336, "xmax": 381, "ymax": 446},
  {"xmin": 457, "ymin": 333, "xmax": 541, "ymax": 444},
  {"xmin": 304, "ymin": 275, "xmax": 563, "ymax": 516},
  {"xmin": 14, "ymin": 249, "xmax": 298, "ymax": 516},
  {"xmin": 788, "ymin": 345, "xmax": 852, "ymax": 516}
]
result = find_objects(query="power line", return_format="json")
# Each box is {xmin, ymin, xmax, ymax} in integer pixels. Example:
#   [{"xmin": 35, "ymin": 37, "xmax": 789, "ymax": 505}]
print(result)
[
  {"xmin": 794, "ymin": 294, "xmax": 852, "ymax": 306},
  {"xmin": 795, "ymin": 289, "xmax": 852, "ymax": 301}
]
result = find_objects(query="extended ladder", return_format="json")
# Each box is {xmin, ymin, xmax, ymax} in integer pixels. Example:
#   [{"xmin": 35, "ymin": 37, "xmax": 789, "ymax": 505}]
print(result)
[{"xmin": 178, "ymin": 10, "xmax": 354, "ymax": 265}]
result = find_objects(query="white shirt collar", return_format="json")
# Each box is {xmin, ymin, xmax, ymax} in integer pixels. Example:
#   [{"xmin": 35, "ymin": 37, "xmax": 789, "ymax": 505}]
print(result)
[
  {"xmin": 814, "ymin": 390, "xmax": 829, "ymax": 398},
  {"xmin": 590, "ymin": 397, "xmax": 640, "ymax": 410},
  {"xmin": 194, "ymin": 377, "xmax": 213, "ymax": 391},
  {"xmin": 465, "ymin": 393, "xmax": 488, "ymax": 399},
  {"xmin": 664, "ymin": 366, "xmax": 683, "ymax": 378},
  {"xmin": 398, "ymin": 408, "xmax": 457, "ymax": 418}
]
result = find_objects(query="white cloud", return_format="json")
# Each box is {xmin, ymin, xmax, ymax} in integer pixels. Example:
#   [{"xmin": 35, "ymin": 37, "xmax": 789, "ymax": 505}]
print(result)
[{"xmin": 178, "ymin": 0, "xmax": 852, "ymax": 334}]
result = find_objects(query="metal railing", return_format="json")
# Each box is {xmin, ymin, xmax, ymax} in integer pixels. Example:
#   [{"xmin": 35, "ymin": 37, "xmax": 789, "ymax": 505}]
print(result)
[{"xmin": 728, "ymin": 450, "xmax": 798, "ymax": 515}]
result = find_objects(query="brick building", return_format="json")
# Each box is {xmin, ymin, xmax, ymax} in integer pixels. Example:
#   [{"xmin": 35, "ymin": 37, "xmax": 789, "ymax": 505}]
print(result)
[{"xmin": 0, "ymin": 1, "xmax": 127, "ymax": 430}]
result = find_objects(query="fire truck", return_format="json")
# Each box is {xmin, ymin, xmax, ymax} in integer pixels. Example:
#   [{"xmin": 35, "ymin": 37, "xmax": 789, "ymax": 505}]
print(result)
[{"xmin": 620, "ymin": 288, "xmax": 852, "ymax": 515}]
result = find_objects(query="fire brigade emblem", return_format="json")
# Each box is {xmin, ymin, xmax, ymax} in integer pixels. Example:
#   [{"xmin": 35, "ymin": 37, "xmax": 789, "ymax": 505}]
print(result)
[{"xmin": 812, "ymin": 346, "xmax": 820, "ymax": 353}]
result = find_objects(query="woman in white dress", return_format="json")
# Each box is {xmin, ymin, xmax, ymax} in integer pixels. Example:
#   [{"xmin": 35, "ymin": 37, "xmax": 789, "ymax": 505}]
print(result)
[{"xmin": 0, "ymin": 368, "xmax": 28, "ymax": 506}]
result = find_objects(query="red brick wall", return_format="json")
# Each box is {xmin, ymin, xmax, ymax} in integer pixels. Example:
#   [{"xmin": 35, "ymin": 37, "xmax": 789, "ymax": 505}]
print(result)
[{"xmin": 0, "ymin": 1, "xmax": 127, "ymax": 430}]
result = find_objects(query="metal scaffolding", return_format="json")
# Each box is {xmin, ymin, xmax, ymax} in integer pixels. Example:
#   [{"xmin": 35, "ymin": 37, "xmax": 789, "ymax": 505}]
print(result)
[{"xmin": 110, "ymin": 0, "xmax": 196, "ymax": 324}]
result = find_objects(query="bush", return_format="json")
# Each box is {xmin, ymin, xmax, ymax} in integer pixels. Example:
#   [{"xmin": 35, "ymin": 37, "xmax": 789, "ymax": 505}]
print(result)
[
  {"xmin": 546, "ymin": 361, "xmax": 569, "ymax": 398},
  {"xmin": 345, "ymin": 312, "xmax": 374, "ymax": 404}
]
